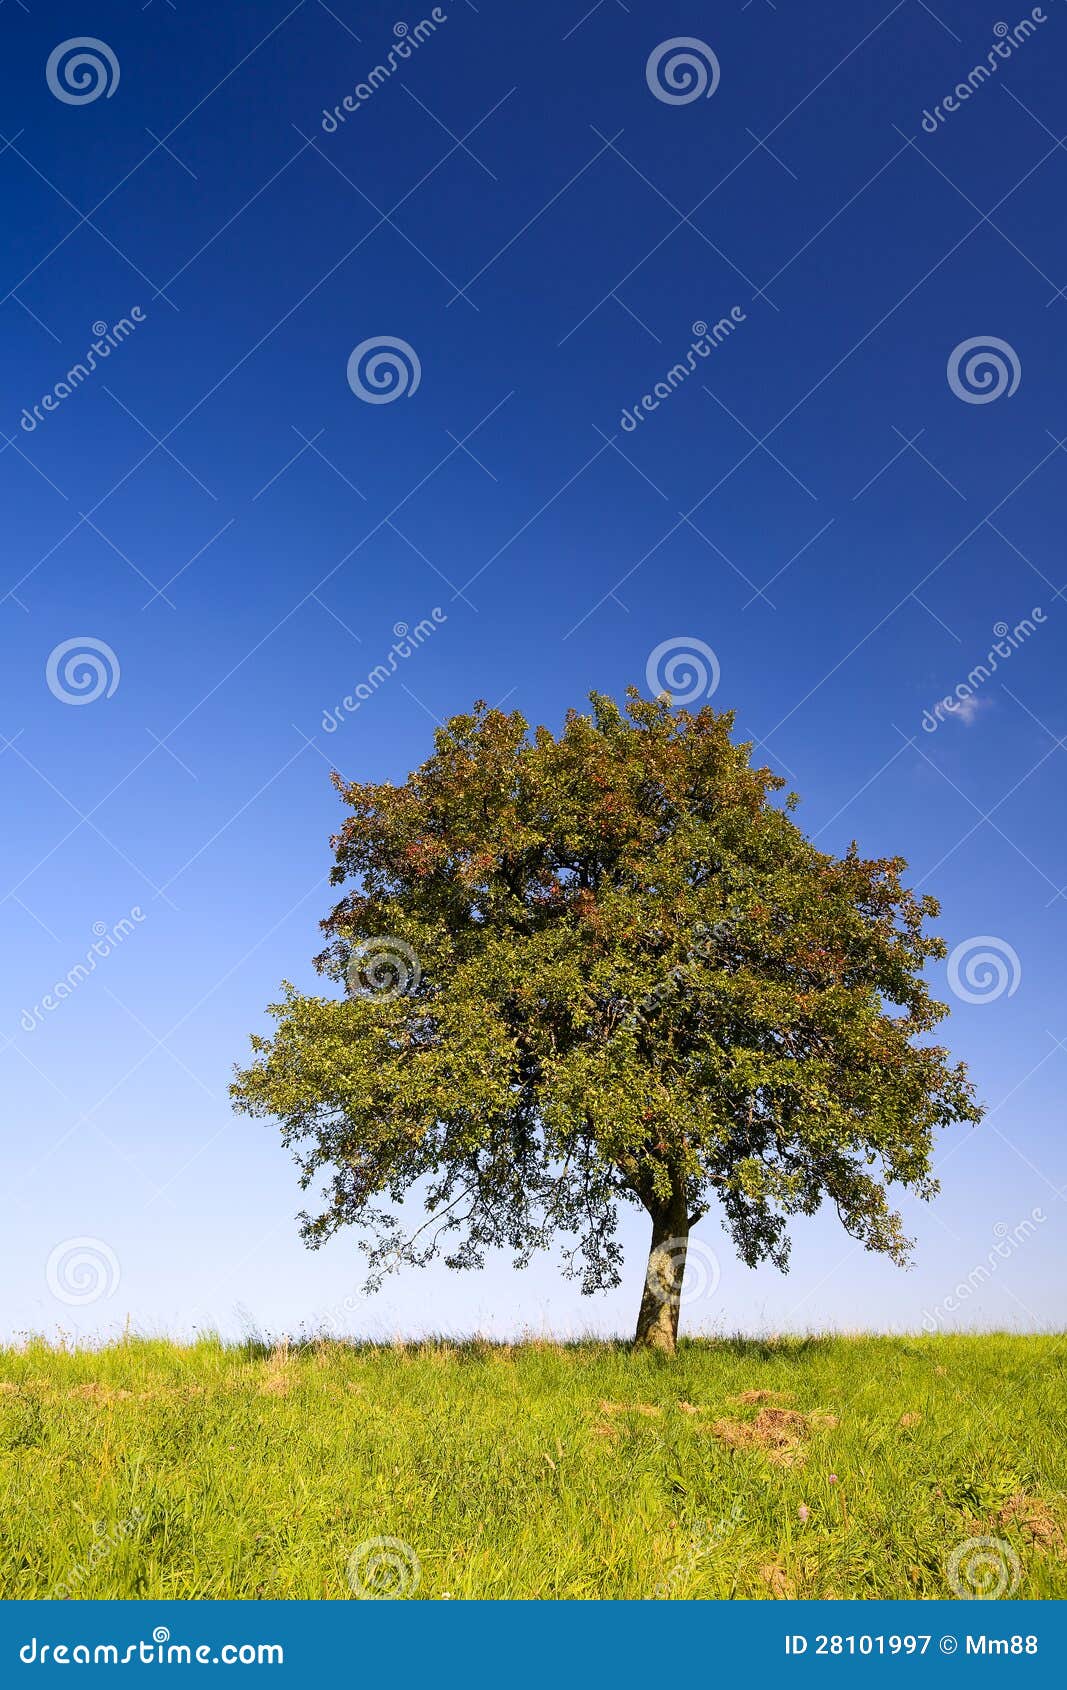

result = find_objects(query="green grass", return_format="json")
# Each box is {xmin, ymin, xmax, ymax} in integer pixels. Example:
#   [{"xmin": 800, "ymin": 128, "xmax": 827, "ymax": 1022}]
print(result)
[{"xmin": 1, "ymin": 1333, "xmax": 1064, "ymax": 1599}]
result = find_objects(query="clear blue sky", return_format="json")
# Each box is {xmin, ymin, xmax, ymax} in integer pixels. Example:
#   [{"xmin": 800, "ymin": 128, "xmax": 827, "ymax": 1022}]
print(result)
[{"xmin": 1, "ymin": 0, "xmax": 1064, "ymax": 1343}]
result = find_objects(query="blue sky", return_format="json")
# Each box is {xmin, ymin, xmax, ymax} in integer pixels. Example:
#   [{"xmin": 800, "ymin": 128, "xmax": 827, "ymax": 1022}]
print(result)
[{"xmin": 1, "ymin": 0, "xmax": 1064, "ymax": 1343}]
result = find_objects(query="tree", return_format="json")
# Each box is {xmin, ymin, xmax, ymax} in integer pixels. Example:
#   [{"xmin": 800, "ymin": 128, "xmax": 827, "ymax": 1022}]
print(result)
[{"xmin": 231, "ymin": 691, "xmax": 981, "ymax": 1353}]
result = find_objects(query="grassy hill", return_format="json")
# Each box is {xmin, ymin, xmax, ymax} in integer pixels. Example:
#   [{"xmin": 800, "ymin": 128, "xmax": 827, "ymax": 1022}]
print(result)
[{"xmin": 1, "ymin": 1333, "xmax": 1063, "ymax": 1599}]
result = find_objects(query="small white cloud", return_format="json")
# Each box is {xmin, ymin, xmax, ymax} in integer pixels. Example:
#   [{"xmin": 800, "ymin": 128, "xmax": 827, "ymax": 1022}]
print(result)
[{"xmin": 952, "ymin": 694, "xmax": 990, "ymax": 726}]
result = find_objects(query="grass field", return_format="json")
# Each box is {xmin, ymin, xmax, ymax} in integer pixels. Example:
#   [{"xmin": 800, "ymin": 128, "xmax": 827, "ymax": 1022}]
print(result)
[{"xmin": 1, "ymin": 1333, "xmax": 1064, "ymax": 1600}]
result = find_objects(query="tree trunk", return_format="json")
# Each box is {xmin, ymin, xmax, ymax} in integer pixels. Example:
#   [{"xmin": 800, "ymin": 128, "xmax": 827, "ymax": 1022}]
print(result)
[{"xmin": 633, "ymin": 1198, "xmax": 690, "ymax": 1355}]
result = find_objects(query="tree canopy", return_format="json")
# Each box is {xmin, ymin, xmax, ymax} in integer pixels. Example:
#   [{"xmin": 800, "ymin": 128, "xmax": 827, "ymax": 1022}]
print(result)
[{"xmin": 231, "ymin": 690, "xmax": 981, "ymax": 1351}]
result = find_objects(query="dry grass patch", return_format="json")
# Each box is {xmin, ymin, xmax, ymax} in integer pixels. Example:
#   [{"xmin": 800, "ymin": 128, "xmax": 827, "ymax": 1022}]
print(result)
[
  {"xmin": 1000, "ymin": 1494, "xmax": 1064, "ymax": 1552},
  {"xmin": 708, "ymin": 1406, "xmax": 836, "ymax": 1467}
]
